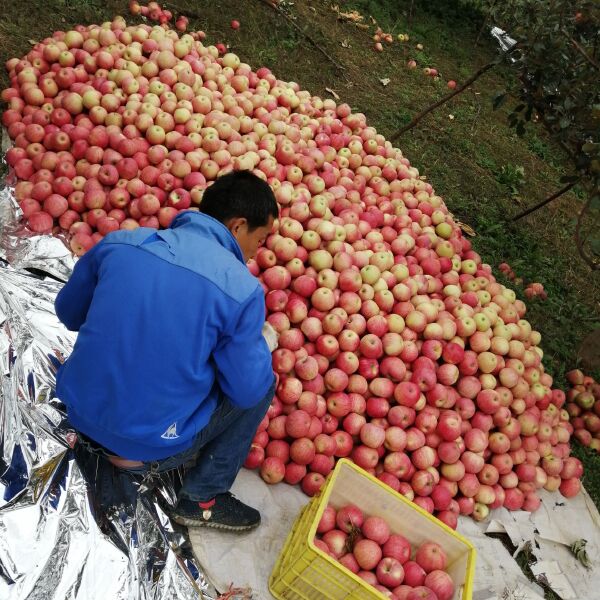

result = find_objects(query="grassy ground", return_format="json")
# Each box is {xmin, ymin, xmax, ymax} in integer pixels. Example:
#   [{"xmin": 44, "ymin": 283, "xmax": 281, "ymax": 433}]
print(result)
[{"xmin": 1, "ymin": 0, "xmax": 599, "ymax": 591}]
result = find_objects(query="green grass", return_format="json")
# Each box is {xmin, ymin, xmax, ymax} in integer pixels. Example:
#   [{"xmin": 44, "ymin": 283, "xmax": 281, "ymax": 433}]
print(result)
[
  {"xmin": 527, "ymin": 135, "xmax": 555, "ymax": 163},
  {"xmin": 1, "ymin": 1, "xmax": 599, "ymax": 593}
]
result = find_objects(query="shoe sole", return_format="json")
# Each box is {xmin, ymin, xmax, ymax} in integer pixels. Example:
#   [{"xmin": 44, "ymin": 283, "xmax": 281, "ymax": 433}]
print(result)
[{"xmin": 171, "ymin": 514, "xmax": 260, "ymax": 531}]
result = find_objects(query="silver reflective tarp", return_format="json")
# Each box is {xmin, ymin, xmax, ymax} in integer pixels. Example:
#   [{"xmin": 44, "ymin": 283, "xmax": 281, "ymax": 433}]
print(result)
[{"xmin": 0, "ymin": 157, "xmax": 220, "ymax": 598}]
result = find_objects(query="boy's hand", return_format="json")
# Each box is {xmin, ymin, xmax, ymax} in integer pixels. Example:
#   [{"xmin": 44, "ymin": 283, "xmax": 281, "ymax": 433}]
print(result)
[{"xmin": 262, "ymin": 321, "xmax": 279, "ymax": 352}]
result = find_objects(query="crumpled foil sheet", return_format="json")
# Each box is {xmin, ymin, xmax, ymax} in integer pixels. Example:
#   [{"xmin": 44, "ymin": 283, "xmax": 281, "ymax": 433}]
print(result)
[
  {"xmin": 490, "ymin": 26, "xmax": 519, "ymax": 63},
  {"xmin": 0, "ymin": 128, "xmax": 75, "ymax": 282},
  {"xmin": 0, "ymin": 184, "xmax": 75, "ymax": 283},
  {"xmin": 490, "ymin": 26, "xmax": 518, "ymax": 53},
  {"xmin": 0, "ymin": 161, "xmax": 220, "ymax": 598}
]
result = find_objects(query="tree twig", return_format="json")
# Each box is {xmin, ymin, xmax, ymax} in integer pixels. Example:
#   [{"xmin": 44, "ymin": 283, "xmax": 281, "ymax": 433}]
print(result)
[
  {"xmin": 476, "ymin": 13, "xmax": 490, "ymax": 46},
  {"xmin": 162, "ymin": 1, "xmax": 203, "ymax": 20},
  {"xmin": 575, "ymin": 189, "xmax": 600, "ymax": 270},
  {"xmin": 537, "ymin": 112, "xmax": 578, "ymax": 162},
  {"xmin": 476, "ymin": 0, "xmax": 497, "ymax": 45},
  {"xmin": 390, "ymin": 60, "xmax": 498, "ymax": 141},
  {"xmin": 579, "ymin": 196, "xmax": 600, "ymax": 250},
  {"xmin": 512, "ymin": 180, "xmax": 578, "ymax": 221},
  {"xmin": 564, "ymin": 29, "xmax": 600, "ymax": 71},
  {"xmin": 256, "ymin": 0, "xmax": 345, "ymax": 72}
]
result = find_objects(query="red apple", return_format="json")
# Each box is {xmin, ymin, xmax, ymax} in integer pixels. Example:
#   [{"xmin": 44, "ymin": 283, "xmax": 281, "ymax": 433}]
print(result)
[
  {"xmin": 403, "ymin": 560, "xmax": 427, "ymax": 587},
  {"xmin": 383, "ymin": 534, "xmax": 411, "ymax": 564},
  {"xmin": 415, "ymin": 542, "xmax": 447, "ymax": 573},
  {"xmin": 353, "ymin": 539, "xmax": 382, "ymax": 571},
  {"xmin": 376, "ymin": 556, "xmax": 405, "ymax": 588}
]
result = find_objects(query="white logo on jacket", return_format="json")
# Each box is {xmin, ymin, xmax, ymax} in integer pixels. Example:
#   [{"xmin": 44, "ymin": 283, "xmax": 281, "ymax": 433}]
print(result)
[{"xmin": 161, "ymin": 422, "xmax": 179, "ymax": 439}]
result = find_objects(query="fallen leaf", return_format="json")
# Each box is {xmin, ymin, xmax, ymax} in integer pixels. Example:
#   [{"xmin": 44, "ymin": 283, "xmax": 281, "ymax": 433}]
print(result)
[
  {"xmin": 341, "ymin": 39, "xmax": 350, "ymax": 48},
  {"xmin": 456, "ymin": 221, "xmax": 477, "ymax": 237},
  {"xmin": 448, "ymin": 114, "xmax": 455, "ymax": 120},
  {"xmin": 28, "ymin": 39, "xmax": 37, "ymax": 45},
  {"xmin": 331, "ymin": 5, "xmax": 365, "ymax": 24},
  {"xmin": 570, "ymin": 539, "xmax": 592, "ymax": 569},
  {"xmin": 380, "ymin": 78, "xmax": 391, "ymax": 86},
  {"xmin": 325, "ymin": 87, "xmax": 340, "ymax": 100}
]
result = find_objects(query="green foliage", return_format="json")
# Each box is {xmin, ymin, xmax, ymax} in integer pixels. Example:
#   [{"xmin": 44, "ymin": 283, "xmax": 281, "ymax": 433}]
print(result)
[
  {"xmin": 497, "ymin": 164, "xmax": 526, "ymax": 195},
  {"xmin": 477, "ymin": 154, "xmax": 498, "ymax": 172},
  {"xmin": 478, "ymin": 0, "xmax": 600, "ymax": 268},
  {"xmin": 528, "ymin": 134, "xmax": 556, "ymax": 164}
]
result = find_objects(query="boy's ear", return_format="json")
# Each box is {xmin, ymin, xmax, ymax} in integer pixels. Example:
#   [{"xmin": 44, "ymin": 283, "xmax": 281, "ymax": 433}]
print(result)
[{"xmin": 226, "ymin": 217, "xmax": 248, "ymax": 237}]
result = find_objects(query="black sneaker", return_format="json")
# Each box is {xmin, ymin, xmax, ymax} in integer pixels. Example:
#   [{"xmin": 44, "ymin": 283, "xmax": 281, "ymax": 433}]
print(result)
[{"xmin": 171, "ymin": 493, "xmax": 261, "ymax": 531}]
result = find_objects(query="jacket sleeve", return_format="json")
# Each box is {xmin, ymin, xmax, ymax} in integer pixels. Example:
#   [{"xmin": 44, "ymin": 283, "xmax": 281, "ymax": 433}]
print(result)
[
  {"xmin": 213, "ymin": 286, "xmax": 274, "ymax": 408},
  {"xmin": 55, "ymin": 243, "xmax": 102, "ymax": 331}
]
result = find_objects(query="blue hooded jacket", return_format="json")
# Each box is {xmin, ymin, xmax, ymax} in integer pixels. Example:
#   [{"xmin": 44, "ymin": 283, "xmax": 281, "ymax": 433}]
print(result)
[{"xmin": 55, "ymin": 211, "xmax": 274, "ymax": 461}]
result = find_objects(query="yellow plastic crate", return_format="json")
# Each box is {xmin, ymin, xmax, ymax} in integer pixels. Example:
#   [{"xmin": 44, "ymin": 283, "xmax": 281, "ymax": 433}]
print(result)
[{"xmin": 269, "ymin": 459, "xmax": 476, "ymax": 600}]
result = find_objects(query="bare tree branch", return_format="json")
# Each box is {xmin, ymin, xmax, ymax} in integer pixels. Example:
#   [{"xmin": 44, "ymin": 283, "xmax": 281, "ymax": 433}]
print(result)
[
  {"xmin": 564, "ymin": 29, "xmax": 600, "ymax": 71},
  {"xmin": 476, "ymin": 0, "xmax": 497, "ymax": 45},
  {"xmin": 512, "ymin": 180, "xmax": 578, "ymax": 221},
  {"xmin": 256, "ymin": 0, "xmax": 346, "ymax": 72},
  {"xmin": 575, "ymin": 189, "xmax": 600, "ymax": 270},
  {"xmin": 390, "ymin": 61, "xmax": 498, "ymax": 141}
]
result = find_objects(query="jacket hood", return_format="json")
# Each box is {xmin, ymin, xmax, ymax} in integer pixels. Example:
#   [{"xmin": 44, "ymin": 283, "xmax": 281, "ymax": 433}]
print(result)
[{"xmin": 169, "ymin": 211, "xmax": 244, "ymax": 263}]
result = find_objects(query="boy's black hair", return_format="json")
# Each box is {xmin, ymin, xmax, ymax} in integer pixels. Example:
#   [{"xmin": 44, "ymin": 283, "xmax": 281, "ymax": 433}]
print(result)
[{"xmin": 200, "ymin": 170, "xmax": 279, "ymax": 230}]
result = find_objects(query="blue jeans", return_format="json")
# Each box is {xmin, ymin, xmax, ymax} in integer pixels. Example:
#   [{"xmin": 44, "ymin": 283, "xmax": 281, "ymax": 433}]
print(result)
[{"xmin": 127, "ymin": 380, "xmax": 275, "ymax": 502}]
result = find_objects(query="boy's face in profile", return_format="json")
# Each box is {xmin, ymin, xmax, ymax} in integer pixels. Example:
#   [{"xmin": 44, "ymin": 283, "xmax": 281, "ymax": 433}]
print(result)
[{"xmin": 228, "ymin": 216, "xmax": 275, "ymax": 262}]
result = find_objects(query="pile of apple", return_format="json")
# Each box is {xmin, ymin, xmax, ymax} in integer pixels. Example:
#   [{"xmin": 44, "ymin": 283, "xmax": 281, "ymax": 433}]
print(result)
[
  {"xmin": 566, "ymin": 369, "xmax": 600, "ymax": 452},
  {"xmin": 315, "ymin": 504, "xmax": 455, "ymax": 600},
  {"xmin": 1, "ymin": 14, "xmax": 583, "ymax": 522}
]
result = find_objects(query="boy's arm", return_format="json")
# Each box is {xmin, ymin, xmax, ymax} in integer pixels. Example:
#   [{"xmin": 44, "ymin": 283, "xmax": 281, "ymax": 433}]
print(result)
[
  {"xmin": 212, "ymin": 287, "xmax": 274, "ymax": 408},
  {"xmin": 55, "ymin": 243, "xmax": 102, "ymax": 331}
]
